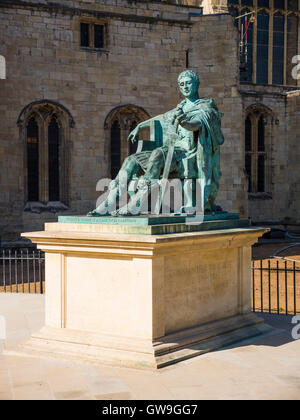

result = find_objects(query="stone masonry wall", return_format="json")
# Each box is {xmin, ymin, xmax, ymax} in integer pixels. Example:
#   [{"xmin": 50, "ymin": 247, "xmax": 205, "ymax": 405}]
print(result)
[
  {"xmin": 241, "ymin": 83, "xmax": 300, "ymax": 225},
  {"xmin": 0, "ymin": 0, "xmax": 243, "ymax": 239},
  {"xmin": 286, "ymin": 91, "xmax": 300, "ymax": 224}
]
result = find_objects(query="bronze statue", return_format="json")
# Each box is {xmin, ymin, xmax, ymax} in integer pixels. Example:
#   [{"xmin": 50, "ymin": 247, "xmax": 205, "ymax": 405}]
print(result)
[{"xmin": 88, "ymin": 70, "xmax": 224, "ymax": 216}]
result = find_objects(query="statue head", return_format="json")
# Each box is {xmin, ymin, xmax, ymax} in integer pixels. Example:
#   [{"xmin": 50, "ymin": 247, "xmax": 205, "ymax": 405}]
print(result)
[{"xmin": 177, "ymin": 70, "xmax": 200, "ymax": 100}]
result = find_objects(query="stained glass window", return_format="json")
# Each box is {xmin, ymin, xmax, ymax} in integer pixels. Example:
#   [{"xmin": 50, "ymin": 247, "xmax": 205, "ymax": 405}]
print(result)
[
  {"xmin": 286, "ymin": 14, "xmax": 298, "ymax": 85},
  {"xmin": 48, "ymin": 117, "xmax": 60, "ymax": 201},
  {"xmin": 27, "ymin": 118, "xmax": 39, "ymax": 202},
  {"xmin": 245, "ymin": 111, "xmax": 269, "ymax": 193},
  {"xmin": 274, "ymin": 0, "xmax": 285, "ymax": 9},
  {"xmin": 245, "ymin": 117, "xmax": 252, "ymax": 152},
  {"xmin": 245, "ymin": 117, "xmax": 252, "ymax": 192},
  {"xmin": 228, "ymin": 0, "xmax": 299, "ymax": 86},
  {"xmin": 256, "ymin": 11, "xmax": 269, "ymax": 84},
  {"xmin": 273, "ymin": 12, "xmax": 285, "ymax": 84},
  {"xmin": 240, "ymin": 9, "xmax": 254, "ymax": 82},
  {"xmin": 258, "ymin": 116, "xmax": 265, "ymax": 152},
  {"xmin": 257, "ymin": 155, "xmax": 265, "ymax": 192},
  {"xmin": 258, "ymin": 0, "xmax": 269, "ymax": 7},
  {"xmin": 287, "ymin": 0, "xmax": 298, "ymax": 11},
  {"xmin": 241, "ymin": 0, "xmax": 253, "ymax": 6}
]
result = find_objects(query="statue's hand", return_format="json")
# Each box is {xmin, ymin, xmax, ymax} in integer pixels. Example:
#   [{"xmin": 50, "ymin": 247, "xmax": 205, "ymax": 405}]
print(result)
[
  {"xmin": 178, "ymin": 117, "xmax": 202, "ymax": 132},
  {"xmin": 172, "ymin": 105, "xmax": 184, "ymax": 125},
  {"xmin": 174, "ymin": 112, "xmax": 189, "ymax": 131},
  {"xmin": 128, "ymin": 125, "xmax": 140, "ymax": 143},
  {"xmin": 176, "ymin": 113, "xmax": 187, "ymax": 123}
]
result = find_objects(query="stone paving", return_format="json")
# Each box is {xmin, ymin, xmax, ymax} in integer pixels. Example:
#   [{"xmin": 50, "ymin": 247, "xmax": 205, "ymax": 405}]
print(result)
[{"xmin": 0, "ymin": 293, "xmax": 299, "ymax": 400}]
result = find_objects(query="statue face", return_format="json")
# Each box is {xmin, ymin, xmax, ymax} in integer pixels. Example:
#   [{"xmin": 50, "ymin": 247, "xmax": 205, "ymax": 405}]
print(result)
[{"xmin": 178, "ymin": 76, "xmax": 198, "ymax": 99}]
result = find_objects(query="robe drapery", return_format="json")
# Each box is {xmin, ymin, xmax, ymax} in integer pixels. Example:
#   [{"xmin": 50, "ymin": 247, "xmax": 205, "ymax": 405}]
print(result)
[{"xmin": 131, "ymin": 97, "xmax": 224, "ymax": 212}]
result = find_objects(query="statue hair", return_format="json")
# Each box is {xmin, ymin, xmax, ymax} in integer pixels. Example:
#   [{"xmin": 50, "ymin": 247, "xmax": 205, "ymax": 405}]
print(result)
[{"xmin": 177, "ymin": 70, "xmax": 200, "ymax": 88}]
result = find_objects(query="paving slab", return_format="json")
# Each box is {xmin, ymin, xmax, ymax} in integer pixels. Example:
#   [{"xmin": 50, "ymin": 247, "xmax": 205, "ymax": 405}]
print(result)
[{"xmin": 0, "ymin": 294, "xmax": 299, "ymax": 400}]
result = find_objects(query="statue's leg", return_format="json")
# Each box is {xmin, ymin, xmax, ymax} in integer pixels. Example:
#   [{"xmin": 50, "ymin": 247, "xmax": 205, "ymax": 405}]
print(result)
[
  {"xmin": 203, "ymin": 153, "xmax": 213, "ymax": 213},
  {"xmin": 88, "ymin": 156, "xmax": 140, "ymax": 216},
  {"xmin": 116, "ymin": 148, "xmax": 165, "ymax": 215},
  {"xmin": 206, "ymin": 150, "xmax": 221, "ymax": 212},
  {"xmin": 144, "ymin": 148, "xmax": 165, "ymax": 181},
  {"xmin": 182, "ymin": 179, "xmax": 196, "ymax": 214}
]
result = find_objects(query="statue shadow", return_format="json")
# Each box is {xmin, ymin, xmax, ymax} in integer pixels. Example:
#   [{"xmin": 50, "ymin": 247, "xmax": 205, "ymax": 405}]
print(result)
[{"xmin": 219, "ymin": 313, "xmax": 297, "ymax": 350}]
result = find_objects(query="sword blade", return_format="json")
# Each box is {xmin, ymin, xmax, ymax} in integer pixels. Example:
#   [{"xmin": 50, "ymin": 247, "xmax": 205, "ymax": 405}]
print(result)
[{"xmin": 154, "ymin": 132, "xmax": 179, "ymax": 215}]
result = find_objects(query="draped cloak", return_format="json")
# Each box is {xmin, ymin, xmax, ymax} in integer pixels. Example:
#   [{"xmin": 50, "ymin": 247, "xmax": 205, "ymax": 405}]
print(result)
[{"xmin": 131, "ymin": 97, "xmax": 224, "ymax": 211}]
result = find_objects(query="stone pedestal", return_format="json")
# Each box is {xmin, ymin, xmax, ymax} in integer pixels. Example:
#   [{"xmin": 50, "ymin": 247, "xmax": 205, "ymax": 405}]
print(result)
[{"xmin": 22, "ymin": 221, "xmax": 271, "ymax": 369}]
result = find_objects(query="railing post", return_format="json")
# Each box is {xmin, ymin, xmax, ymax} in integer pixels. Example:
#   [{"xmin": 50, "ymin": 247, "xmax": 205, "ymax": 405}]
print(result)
[
  {"xmin": 27, "ymin": 249, "xmax": 30, "ymax": 293},
  {"xmin": 260, "ymin": 259, "xmax": 263, "ymax": 313},
  {"xmin": 252, "ymin": 260, "xmax": 255, "ymax": 312},
  {"xmin": 8, "ymin": 249, "xmax": 12, "ymax": 293},
  {"xmin": 21, "ymin": 249, "xmax": 24, "ymax": 293},
  {"xmin": 276, "ymin": 259, "xmax": 279, "ymax": 314},
  {"xmin": 39, "ymin": 250, "xmax": 43, "ymax": 295},
  {"xmin": 293, "ymin": 261, "xmax": 296, "ymax": 315},
  {"xmin": 2, "ymin": 250, "xmax": 6, "ymax": 293},
  {"xmin": 285, "ymin": 260, "xmax": 288, "ymax": 315},
  {"xmin": 268, "ymin": 259, "xmax": 271, "ymax": 313}
]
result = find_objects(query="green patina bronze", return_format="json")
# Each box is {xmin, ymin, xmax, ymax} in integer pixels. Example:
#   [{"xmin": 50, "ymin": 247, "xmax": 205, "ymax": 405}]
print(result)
[
  {"xmin": 58, "ymin": 214, "xmax": 249, "ymax": 235},
  {"xmin": 88, "ymin": 70, "xmax": 225, "ymax": 217},
  {"xmin": 60, "ymin": 212, "xmax": 240, "ymax": 226}
]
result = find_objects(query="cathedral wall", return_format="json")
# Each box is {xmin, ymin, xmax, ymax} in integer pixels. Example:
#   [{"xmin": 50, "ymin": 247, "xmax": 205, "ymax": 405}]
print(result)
[
  {"xmin": 241, "ymin": 84, "xmax": 300, "ymax": 225},
  {"xmin": 0, "ymin": 1, "xmax": 243, "ymax": 240}
]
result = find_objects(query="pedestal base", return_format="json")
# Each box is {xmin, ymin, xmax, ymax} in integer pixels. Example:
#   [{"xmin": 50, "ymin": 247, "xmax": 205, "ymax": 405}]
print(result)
[
  {"xmin": 25, "ymin": 313, "xmax": 272, "ymax": 369},
  {"xmin": 22, "ymin": 223, "xmax": 269, "ymax": 369}
]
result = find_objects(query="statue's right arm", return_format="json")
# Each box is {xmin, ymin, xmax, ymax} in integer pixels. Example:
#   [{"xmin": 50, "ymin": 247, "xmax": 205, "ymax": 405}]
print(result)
[
  {"xmin": 128, "ymin": 113, "xmax": 165, "ymax": 143},
  {"xmin": 138, "ymin": 114, "xmax": 164, "ymax": 129}
]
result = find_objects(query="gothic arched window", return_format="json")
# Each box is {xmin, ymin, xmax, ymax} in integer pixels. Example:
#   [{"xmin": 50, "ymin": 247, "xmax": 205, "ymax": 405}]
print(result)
[
  {"xmin": 245, "ymin": 116, "xmax": 252, "ymax": 192},
  {"xmin": 228, "ymin": 0, "xmax": 299, "ymax": 86},
  {"xmin": 26, "ymin": 117, "xmax": 39, "ymax": 201},
  {"xmin": 48, "ymin": 116, "xmax": 60, "ymax": 201},
  {"xmin": 104, "ymin": 105, "xmax": 150, "ymax": 179},
  {"xmin": 257, "ymin": 116, "xmax": 265, "ymax": 192},
  {"xmin": 245, "ymin": 105, "xmax": 274, "ymax": 194},
  {"xmin": 18, "ymin": 100, "xmax": 74, "ymax": 206}
]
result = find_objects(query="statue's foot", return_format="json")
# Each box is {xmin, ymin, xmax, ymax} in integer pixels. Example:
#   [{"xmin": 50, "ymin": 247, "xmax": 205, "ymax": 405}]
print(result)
[
  {"xmin": 87, "ymin": 209, "xmax": 111, "ymax": 217},
  {"xmin": 211, "ymin": 204, "xmax": 223, "ymax": 213},
  {"xmin": 204, "ymin": 204, "xmax": 224, "ymax": 215},
  {"xmin": 111, "ymin": 183, "xmax": 149, "ymax": 217},
  {"xmin": 87, "ymin": 210, "xmax": 101, "ymax": 217},
  {"xmin": 174, "ymin": 206, "xmax": 196, "ymax": 216},
  {"xmin": 112, "ymin": 206, "xmax": 131, "ymax": 216}
]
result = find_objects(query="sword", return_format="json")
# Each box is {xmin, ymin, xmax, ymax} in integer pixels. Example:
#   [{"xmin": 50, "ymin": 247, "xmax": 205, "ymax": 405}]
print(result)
[{"xmin": 154, "ymin": 107, "xmax": 183, "ymax": 215}]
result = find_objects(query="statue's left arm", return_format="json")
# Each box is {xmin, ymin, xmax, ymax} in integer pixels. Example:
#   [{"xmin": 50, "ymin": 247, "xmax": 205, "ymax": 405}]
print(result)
[
  {"xmin": 175, "ymin": 115, "xmax": 202, "ymax": 132},
  {"xmin": 173, "ymin": 100, "xmax": 213, "ymax": 132},
  {"xmin": 175, "ymin": 99, "xmax": 224, "ymax": 145}
]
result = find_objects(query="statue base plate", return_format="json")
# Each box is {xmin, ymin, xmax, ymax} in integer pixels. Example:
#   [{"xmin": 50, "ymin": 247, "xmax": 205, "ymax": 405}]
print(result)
[{"xmin": 55, "ymin": 213, "xmax": 248, "ymax": 235}]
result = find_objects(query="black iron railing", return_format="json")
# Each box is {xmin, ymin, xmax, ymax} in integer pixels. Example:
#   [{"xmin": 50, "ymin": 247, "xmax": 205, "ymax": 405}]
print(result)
[
  {"xmin": 252, "ymin": 244, "xmax": 300, "ymax": 315},
  {"xmin": 0, "ymin": 245, "xmax": 299, "ymax": 313},
  {"xmin": 0, "ymin": 248, "xmax": 45, "ymax": 294}
]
